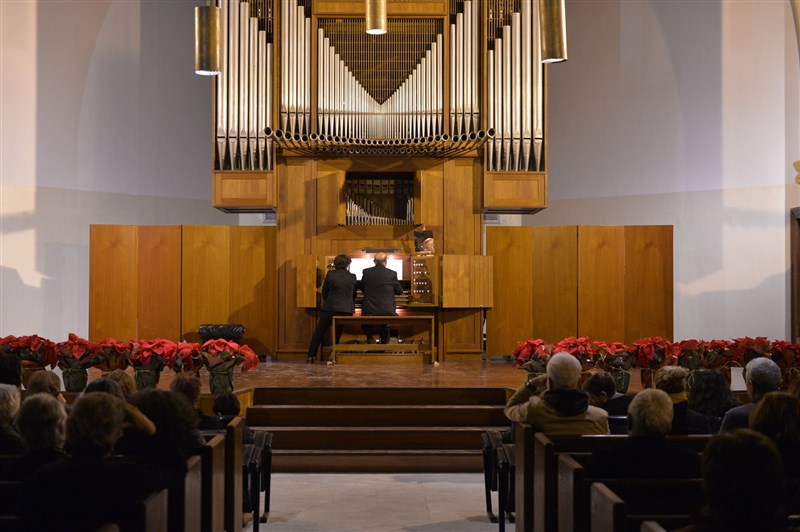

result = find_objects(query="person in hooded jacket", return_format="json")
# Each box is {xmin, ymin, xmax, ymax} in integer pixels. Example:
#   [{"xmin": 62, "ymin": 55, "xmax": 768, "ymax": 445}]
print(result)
[{"xmin": 504, "ymin": 353, "xmax": 609, "ymax": 435}]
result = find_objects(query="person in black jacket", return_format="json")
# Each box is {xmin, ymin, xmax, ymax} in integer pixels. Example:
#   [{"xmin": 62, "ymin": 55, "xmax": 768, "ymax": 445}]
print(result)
[
  {"xmin": 360, "ymin": 252, "xmax": 404, "ymax": 344},
  {"xmin": 308, "ymin": 254, "xmax": 357, "ymax": 363}
]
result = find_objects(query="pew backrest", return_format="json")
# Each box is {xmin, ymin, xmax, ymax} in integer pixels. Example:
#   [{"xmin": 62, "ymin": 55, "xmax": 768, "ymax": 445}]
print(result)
[
  {"xmin": 201, "ymin": 434, "xmax": 226, "ymax": 532},
  {"xmin": 225, "ymin": 416, "xmax": 244, "ymax": 532},
  {"xmin": 183, "ymin": 454, "xmax": 203, "ymax": 532}
]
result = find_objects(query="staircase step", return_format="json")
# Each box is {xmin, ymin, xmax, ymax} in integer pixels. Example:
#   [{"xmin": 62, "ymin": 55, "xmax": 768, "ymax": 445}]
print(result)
[
  {"xmin": 246, "ymin": 404, "xmax": 507, "ymax": 427},
  {"xmin": 251, "ymin": 386, "xmax": 508, "ymax": 406},
  {"xmin": 272, "ymin": 449, "xmax": 483, "ymax": 473},
  {"xmin": 263, "ymin": 426, "xmax": 505, "ymax": 450}
]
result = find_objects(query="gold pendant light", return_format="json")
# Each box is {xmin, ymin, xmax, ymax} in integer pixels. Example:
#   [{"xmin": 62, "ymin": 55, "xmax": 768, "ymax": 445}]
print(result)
[
  {"xmin": 365, "ymin": 0, "xmax": 388, "ymax": 35},
  {"xmin": 539, "ymin": 0, "xmax": 567, "ymax": 63},
  {"xmin": 195, "ymin": 3, "xmax": 221, "ymax": 75}
]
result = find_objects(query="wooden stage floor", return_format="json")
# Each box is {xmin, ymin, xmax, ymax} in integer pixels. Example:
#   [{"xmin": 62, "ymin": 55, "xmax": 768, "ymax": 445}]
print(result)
[{"xmin": 114, "ymin": 359, "xmax": 646, "ymax": 394}]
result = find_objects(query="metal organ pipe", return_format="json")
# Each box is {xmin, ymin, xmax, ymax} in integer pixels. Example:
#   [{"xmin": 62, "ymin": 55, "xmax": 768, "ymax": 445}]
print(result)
[
  {"xmin": 228, "ymin": 0, "xmax": 239, "ymax": 169},
  {"xmin": 512, "ymin": 12, "xmax": 521, "ymax": 171},
  {"xmin": 521, "ymin": 0, "xmax": 532, "ymax": 172}
]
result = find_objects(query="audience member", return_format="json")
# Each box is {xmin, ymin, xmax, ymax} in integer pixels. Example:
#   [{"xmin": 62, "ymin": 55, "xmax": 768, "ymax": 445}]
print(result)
[
  {"xmin": 586, "ymin": 388, "xmax": 701, "ymax": 478},
  {"xmin": 107, "ymin": 368, "xmax": 137, "ymax": 398},
  {"xmin": 655, "ymin": 366, "xmax": 710, "ymax": 434},
  {"xmin": 3, "ymin": 393, "xmax": 68, "ymax": 479},
  {"xmin": 687, "ymin": 369, "xmax": 739, "ymax": 432},
  {"xmin": 0, "ymin": 383, "xmax": 23, "ymax": 454},
  {"xmin": 582, "ymin": 373, "xmax": 634, "ymax": 415},
  {"xmin": 749, "ymin": 391, "xmax": 800, "ymax": 477},
  {"xmin": 720, "ymin": 357, "xmax": 781, "ymax": 432},
  {"xmin": 213, "ymin": 392, "xmax": 252, "ymax": 443},
  {"xmin": 83, "ymin": 377, "xmax": 125, "ymax": 399},
  {"xmin": 170, "ymin": 373, "xmax": 225, "ymax": 431},
  {"xmin": 22, "ymin": 393, "xmax": 158, "ymax": 531},
  {"xmin": 504, "ymin": 353, "xmax": 609, "ymax": 435},
  {"xmin": 0, "ymin": 352, "xmax": 22, "ymax": 387},
  {"xmin": 676, "ymin": 429, "xmax": 786, "ymax": 532},
  {"xmin": 25, "ymin": 370, "xmax": 66, "ymax": 403}
]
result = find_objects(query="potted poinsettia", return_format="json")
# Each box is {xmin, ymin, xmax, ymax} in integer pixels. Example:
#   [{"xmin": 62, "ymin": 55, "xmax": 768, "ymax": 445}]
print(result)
[
  {"xmin": 594, "ymin": 341, "xmax": 633, "ymax": 393},
  {"xmin": 129, "ymin": 339, "xmax": 176, "ymax": 390},
  {"xmin": 731, "ymin": 336, "xmax": 771, "ymax": 365},
  {"xmin": 55, "ymin": 333, "xmax": 97, "ymax": 392},
  {"xmin": 202, "ymin": 339, "xmax": 259, "ymax": 394},
  {"xmin": 771, "ymin": 340, "xmax": 800, "ymax": 389},
  {"xmin": 90, "ymin": 338, "xmax": 131, "ymax": 372},
  {"xmin": 8, "ymin": 335, "xmax": 57, "ymax": 387},
  {"xmin": 552, "ymin": 336, "xmax": 595, "ymax": 370},
  {"xmin": 511, "ymin": 338, "xmax": 551, "ymax": 375},
  {"xmin": 674, "ymin": 339, "xmax": 706, "ymax": 371},
  {"xmin": 0, "ymin": 335, "xmax": 17, "ymax": 356},
  {"xmin": 167, "ymin": 341, "xmax": 204, "ymax": 374},
  {"xmin": 633, "ymin": 336, "xmax": 673, "ymax": 388},
  {"xmin": 703, "ymin": 339, "xmax": 735, "ymax": 369}
]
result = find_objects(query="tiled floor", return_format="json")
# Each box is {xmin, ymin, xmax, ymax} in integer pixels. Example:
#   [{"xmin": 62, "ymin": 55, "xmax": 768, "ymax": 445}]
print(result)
[{"xmin": 249, "ymin": 473, "xmax": 501, "ymax": 532}]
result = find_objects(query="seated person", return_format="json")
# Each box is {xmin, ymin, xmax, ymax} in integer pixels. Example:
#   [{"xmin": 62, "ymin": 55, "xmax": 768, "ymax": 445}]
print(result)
[
  {"xmin": 749, "ymin": 392, "xmax": 800, "ymax": 477},
  {"xmin": 676, "ymin": 429, "xmax": 786, "ymax": 532},
  {"xmin": 586, "ymin": 388, "xmax": 701, "ymax": 479},
  {"xmin": 720, "ymin": 357, "xmax": 782, "ymax": 432},
  {"xmin": 83, "ymin": 377, "xmax": 125, "ymax": 399},
  {"xmin": 655, "ymin": 366, "xmax": 711, "ymax": 434},
  {"xmin": 25, "ymin": 370, "xmax": 66, "ymax": 404},
  {"xmin": 22, "ymin": 393, "xmax": 159, "ymax": 531},
  {"xmin": 0, "ymin": 383, "xmax": 23, "ymax": 454},
  {"xmin": 0, "ymin": 352, "xmax": 22, "ymax": 387},
  {"xmin": 107, "ymin": 368, "xmax": 137, "ymax": 398},
  {"xmin": 687, "ymin": 369, "xmax": 739, "ymax": 433},
  {"xmin": 504, "ymin": 353, "xmax": 609, "ymax": 435},
  {"xmin": 3, "ymin": 393, "xmax": 68, "ymax": 479},
  {"xmin": 213, "ymin": 393, "xmax": 253, "ymax": 443},
  {"xmin": 582, "ymin": 373, "xmax": 634, "ymax": 415},
  {"xmin": 171, "ymin": 373, "xmax": 225, "ymax": 431}
]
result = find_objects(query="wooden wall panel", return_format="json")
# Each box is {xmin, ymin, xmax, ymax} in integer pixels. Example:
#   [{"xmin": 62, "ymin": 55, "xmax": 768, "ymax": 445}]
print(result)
[
  {"xmin": 415, "ymin": 164, "xmax": 444, "ymax": 231},
  {"xmin": 230, "ymin": 227, "xmax": 273, "ymax": 356},
  {"xmin": 443, "ymin": 158, "xmax": 480, "ymax": 255},
  {"xmin": 89, "ymin": 225, "xmax": 138, "ymax": 341},
  {"xmin": 315, "ymin": 169, "xmax": 345, "ymax": 228},
  {"xmin": 441, "ymin": 255, "xmax": 471, "ymax": 308},
  {"xmin": 181, "ymin": 226, "xmax": 231, "ymax": 341},
  {"xmin": 471, "ymin": 256, "xmax": 493, "ymax": 308},
  {"xmin": 483, "ymin": 172, "xmax": 547, "ymax": 210},
  {"xmin": 624, "ymin": 225, "xmax": 673, "ymax": 343},
  {"xmin": 137, "ymin": 226, "xmax": 181, "ymax": 340},
  {"xmin": 440, "ymin": 309, "xmax": 484, "ymax": 357},
  {"xmin": 578, "ymin": 226, "xmax": 625, "ymax": 342},
  {"xmin": 277, "ymin": 158, "xmax": 316, "ymax": 354},
  {"xmin": 532, "ymin": 226, "xmax": 578, "ymax": 342},
  {"xmin": 486, "ymin": 227, "xmax": 535, "ymax": 356}
]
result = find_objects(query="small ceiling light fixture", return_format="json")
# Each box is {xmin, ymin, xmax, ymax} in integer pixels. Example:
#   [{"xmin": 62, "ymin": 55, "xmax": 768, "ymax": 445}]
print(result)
[
  {"xmin": 195, "ymin": 2, "xmax": 221, "ymax": 75},
  {"xmin": 365, "ymin": 0, "xmax": 388, "ymax": 35},
  {"xmin": 538, "ymin": 0, "xmax": 567, "ymax": 63}
]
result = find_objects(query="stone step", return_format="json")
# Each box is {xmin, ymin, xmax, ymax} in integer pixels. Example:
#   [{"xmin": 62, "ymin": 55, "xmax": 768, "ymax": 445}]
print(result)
[{"xmin": 264, "ymin": 426, "xmax": 501, "ymax": 450}]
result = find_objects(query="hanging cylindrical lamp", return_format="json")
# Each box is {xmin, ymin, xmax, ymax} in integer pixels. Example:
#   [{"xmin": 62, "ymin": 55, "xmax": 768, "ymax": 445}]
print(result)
[
  {"xmin": 365, "ymin": 0, "xmax": 388, "ymax": 35},
  {"xmin": 195, "ymin": 3, "xmax": 221, "ymax": 75},
  {"xmin": 538, "ymin": 0, "xmax": 567, "ymax": 63}
]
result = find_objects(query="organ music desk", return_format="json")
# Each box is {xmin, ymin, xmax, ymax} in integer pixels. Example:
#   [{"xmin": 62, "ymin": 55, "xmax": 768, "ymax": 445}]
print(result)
[{"xmin": 330, "ymin": 315, "xmax": 436, "ymax": 364}]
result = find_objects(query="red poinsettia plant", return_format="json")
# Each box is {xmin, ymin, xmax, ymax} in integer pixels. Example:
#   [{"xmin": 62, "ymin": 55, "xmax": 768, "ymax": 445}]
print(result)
[
  {"xmin": 202, "ymin": 339, "xmax": 259, "ymax": 372},
  {"xmin": 8, "ymin": 334, "xmax": 57, "ymax": 368},
  {"xmin": 673, "ymin": 339, "xmax": 706, "ymax": 370},
  {"xmin": 632, "ymin": 336, "xmax": 673, "ymax": 369},
  {"xmin": 770, "ymin": 340, "xmax": 800, "ymax": 369},
  {"xmin": 167, "ymin": 342, "xmax": 204, "ymax": 373},
  {"xmin": 594, "ymin": 341, "xmax": 633, "ymax": 371},
  {"xmin": 703, "ymin": 339, "xmax": 735, "ymax": 368},
  {"xmin": 511, "ymin": 338, "xmax": 552, "ymax": 373},
  {"xmin": 91, "ymin": 338, "xmax": 131, "ymax": 371},
  {"xmin": 129, "ymin": 339, "xmax": 176, "ymax": 371},
  {"xmin": 55, "ymin": 333, "xmax": 97, "ymax": 370},
  {"xmin": 0, "ymin": 335, "xmax": 17, "ymax": 355},
  {"xmin": 730, "ymin": 336, "xmax": 771, "ymax": 365},
  {"xmin": 552, "ymin": 336, "xmax": 595, "ymax": 369}
]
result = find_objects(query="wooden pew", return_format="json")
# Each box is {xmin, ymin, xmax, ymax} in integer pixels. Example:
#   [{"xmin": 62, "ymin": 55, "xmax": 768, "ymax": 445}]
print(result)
[
  {"xmin": 513, "ymin": 423, "xmax": 711, "ymax": 532},
  {"xmin": 134, "ymin": 488, "xmax": 169, "ymax": 532},
  {"xmin": 183, "ymin": 455, "xmax": 203, "ymax": 531},
  {"xmin": 201, "ymin": 434, "xmax": 226, "ymax": 532},
  {"xmin": 590, "ymin": 481, "xmax": 701, "ymax": 532},
  {"xmin": 245, "ymin": 428, "xmax": 274, "ymax": 531},
  {"xmin": 558, "ymin": 454, "xmax": 704, "ymax": 532},
  {"xmin": 225, "ymin": 417, "xmax": 244, "ymax": 532}
]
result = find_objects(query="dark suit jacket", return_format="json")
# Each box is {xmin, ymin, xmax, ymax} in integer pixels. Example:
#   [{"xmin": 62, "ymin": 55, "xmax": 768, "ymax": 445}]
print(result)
[
  {"xmin": 321, "ymin": 268, "xmax": 357, "ymax": 313},
  {"xmin": 361, "ymin": 264, "xmax": 403, "ymax": 316}
]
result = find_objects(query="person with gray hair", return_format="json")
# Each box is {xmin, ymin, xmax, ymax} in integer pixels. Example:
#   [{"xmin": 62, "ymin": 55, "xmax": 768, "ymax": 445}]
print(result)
[
  {"xmin": 586, "ymin": 389, "xmax": 701, "ymax": 478},
  {"xmin": 720, "ymin": 356, "xmax": 782, "ymax": 432},
  {"xmin": 504, "ymin": 353, "xmax": 609, "ymax": 435},
  {"xmin": 0, "ymin": 383, "xmax": 23, "ymax": 454},
  {"xmin": 4, "ymin": 393, "xmax": 68, "ymax": 479}
]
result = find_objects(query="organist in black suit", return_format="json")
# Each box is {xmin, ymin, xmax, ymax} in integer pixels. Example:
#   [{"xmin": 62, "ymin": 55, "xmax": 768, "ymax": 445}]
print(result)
[
  {"xmin": 361, "ymin": 252, "xmax": 404, "ymax": 344},
  {"xmin": 307, "ymin": 254, "xmax": 357, "ymax": 363}
]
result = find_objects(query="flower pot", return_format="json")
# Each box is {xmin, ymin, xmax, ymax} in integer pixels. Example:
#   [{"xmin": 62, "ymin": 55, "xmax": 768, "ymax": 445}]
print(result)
[
  {"xmin": 609, "ymin": 369, "xmax": 631, "ymax": 394},
  {"xmin": 209, "ymin": 369, "xmax": 234, "ymax": 395},
  {"xmin": 134, "ymin": 368, "xmax": 161, "ymax": 390},
  {"xmin": 640, "ymin": 368, "xmax": 655, "ymax": 389},
  {"xmin": 62, "ymin": 368, "xmax": 88, "ymax": 393}
]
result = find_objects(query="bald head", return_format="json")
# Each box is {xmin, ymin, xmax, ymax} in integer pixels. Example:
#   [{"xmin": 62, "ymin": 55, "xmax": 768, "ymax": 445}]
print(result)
[{"xmin": 374, "ymin": 252, "xmax": 387, "ymax": 264}]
